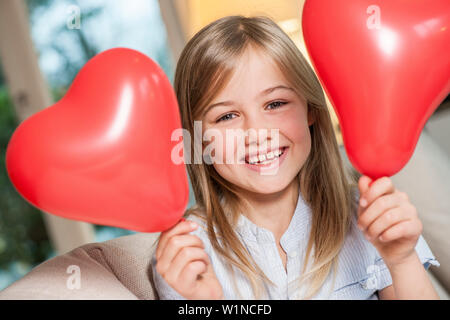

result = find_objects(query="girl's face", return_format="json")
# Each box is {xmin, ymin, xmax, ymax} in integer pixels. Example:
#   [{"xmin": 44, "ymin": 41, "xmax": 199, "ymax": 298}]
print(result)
[{"xmin": 201, "ymin": 45, "xmax": 313, "ymax": 195}]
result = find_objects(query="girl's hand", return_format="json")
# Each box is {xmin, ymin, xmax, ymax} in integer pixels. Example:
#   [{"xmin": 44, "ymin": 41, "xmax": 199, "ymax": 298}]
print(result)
[
  {"xmin": 155, "ymin": 219, "xmax": 223, "ymax": 300},
  {"xmin": 357, "ymin": 176, "xmax": 423, "ymax": 267}
]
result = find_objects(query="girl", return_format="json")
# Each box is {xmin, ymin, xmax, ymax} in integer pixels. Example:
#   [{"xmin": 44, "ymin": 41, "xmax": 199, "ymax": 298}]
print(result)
[{"xmin": 152, "ymin": 15, "xmax": 440, "ymax": 300}]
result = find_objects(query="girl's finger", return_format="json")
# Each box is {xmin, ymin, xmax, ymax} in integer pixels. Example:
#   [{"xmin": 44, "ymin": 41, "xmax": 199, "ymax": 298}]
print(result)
[
  {"xmin": 164, "ymin": 247, "xmax": 210, "ymax": 286},
  {"xmin": 357, "ymin": 175, "xmax": 372, "ymax": 216},
  {"xmin": 358, "ymin": 192, "xmax": 402, "ymax": 230},
  {"xmin": 365, "ymin": 206, "xmax": 411, "ymax": 241},
  {"xmin": 378, "ymin": 219, "xmax": 423, "ymax": 242},
  {"xmin": 156, "ymin": 234, "xmax": 204, "ymax": 273},
  {"xmin": 177, "ymin": 260, "xmax": 208, "ymax": 294},
  {"xmin": 359, "ymin": 176, "xmax": 395, "ymax": 209},
  {"xmin": 358, "ymin": 175, "xmax": 372, "ymax": 195},
  {"xmin": 156, "ymin": 220, "xmax": 198, "ymax": 260}
]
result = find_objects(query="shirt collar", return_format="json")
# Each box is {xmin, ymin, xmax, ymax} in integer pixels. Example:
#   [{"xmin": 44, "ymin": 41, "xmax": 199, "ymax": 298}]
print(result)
[{"xmin": 235, "ymin": 191, "xmax": 311, "ymax": 252}]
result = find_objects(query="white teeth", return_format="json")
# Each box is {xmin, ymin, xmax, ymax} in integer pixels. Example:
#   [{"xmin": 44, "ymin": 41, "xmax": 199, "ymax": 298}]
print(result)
[
  {"xmin": 249, "ymin": 156, "xmax": 259, "ymax": 164},
  {"xmin": 247, "ymin": 148, "xmax": 285, "ymax": 165}
]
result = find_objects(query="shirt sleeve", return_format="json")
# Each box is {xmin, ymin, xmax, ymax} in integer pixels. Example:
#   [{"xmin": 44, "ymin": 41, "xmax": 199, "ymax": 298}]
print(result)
[
  {"xmin": 368, "ymin": 234, "xmax": 440, "ymax": 291},
  {"xmin": 150, "ymin": 216, "xmax": 210, "ymax": 300}
]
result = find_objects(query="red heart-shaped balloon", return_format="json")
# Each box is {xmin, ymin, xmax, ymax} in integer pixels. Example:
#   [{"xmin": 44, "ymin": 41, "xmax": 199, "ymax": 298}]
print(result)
[
  {"xmin": 303, "ymin": 0, "xmax": 450, "ymax": 179},
  {"xmin": 6, "ymin": 48, "xmax": 189, "ymax": 232}
]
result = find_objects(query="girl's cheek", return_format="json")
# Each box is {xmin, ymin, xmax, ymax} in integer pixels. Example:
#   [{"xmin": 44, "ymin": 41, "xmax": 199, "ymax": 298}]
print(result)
[
  {"xmin": 285, "ymin": 121, "xmax": 310, "ymax": 143},
  {"xmin": 274, "ymin": 110, "xmax": 310, "ymax": 143},
  {"xmin": 203, "ymin": 128, "xmax": 237, "ymax": 164},
  {"xmin": 221, "ymin": 130, "xmax": 244, "ymax": 164}
]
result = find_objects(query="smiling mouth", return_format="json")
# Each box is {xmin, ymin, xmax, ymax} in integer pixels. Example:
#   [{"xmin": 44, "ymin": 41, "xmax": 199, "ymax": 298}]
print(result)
[{"xmin": 244, "ymin": 147, "xmax": 288, "ymax": 165}]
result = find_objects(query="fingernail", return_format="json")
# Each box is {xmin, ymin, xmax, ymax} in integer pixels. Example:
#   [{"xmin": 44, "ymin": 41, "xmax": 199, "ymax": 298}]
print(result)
[
  {"xmin": 190, "ymin": 222, "xmax": 198, "ymax": 229},
  {"xmin": 360, "ymin": 198, "xmax": 367, "ymax": 207}
]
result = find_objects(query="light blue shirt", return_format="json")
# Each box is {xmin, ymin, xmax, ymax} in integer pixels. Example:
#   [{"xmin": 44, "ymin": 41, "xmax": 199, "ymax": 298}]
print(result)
[{"xmin": 151, "ymin": 190, "xmax": 440, "ymax": 299}]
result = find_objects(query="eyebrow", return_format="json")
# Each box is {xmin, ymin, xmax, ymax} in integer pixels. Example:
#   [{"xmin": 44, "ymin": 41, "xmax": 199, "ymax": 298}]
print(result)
[{"xmin": 202, "ymin": 85, "xmax": 294, "ymax": 117}]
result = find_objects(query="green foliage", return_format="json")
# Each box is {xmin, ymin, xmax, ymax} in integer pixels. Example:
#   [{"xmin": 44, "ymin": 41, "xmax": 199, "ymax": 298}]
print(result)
[{"xmin": 0, "ymin": 87, "xmax": 52, "ymax": 271}]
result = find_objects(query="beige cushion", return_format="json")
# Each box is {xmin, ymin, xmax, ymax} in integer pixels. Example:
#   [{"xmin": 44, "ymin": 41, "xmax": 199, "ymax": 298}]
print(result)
[{"xmin": 0, "ymin": 233, "xmax": 160, "ymax": 300}]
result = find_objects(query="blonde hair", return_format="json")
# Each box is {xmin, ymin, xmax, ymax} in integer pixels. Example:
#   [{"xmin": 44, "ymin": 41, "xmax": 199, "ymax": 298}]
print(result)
[{"xmin": 174, "ymin": 15, "xmax": 359, "ymax": 299}]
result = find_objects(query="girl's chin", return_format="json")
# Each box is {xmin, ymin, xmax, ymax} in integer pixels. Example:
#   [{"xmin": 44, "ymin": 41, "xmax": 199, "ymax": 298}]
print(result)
[{"xmin": 243, "ymin": 178, "xmax": 293, "ymax": 195}]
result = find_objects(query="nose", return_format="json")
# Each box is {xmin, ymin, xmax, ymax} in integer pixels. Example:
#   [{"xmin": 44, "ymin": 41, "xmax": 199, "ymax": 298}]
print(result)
[{"xmin": 243, "ymin": 113, "xmax": 277, "ymax": 149}]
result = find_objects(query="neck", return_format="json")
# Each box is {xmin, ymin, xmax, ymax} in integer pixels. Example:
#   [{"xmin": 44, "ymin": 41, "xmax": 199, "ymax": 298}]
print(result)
[{"xmin": 238, "ymin": 177, "xmax": 300, "ymax": 240}]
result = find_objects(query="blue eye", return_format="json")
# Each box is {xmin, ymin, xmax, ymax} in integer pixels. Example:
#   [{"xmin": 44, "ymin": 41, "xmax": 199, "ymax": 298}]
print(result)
[
  {"xmin": 216, "ymin": 113, "xmax": 236, "ymax": 123},
  {"xmin": 266, "ymin": 101, "xmax": 287, "ymax": 110},
  {"xmin": 216, "ymin": 101, "xmax": 287, "ymax": 122}
]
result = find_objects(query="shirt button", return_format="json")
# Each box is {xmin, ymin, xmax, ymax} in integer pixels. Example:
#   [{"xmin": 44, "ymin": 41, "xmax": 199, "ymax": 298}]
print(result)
[{"xmin": 289, "ymin": 251, "xmax": 298, "ymax": 258}]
